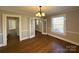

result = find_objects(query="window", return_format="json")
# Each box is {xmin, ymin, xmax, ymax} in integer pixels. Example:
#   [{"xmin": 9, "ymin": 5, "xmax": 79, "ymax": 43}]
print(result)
[
  {"xmin": 52, "ymin": 16, "xmax": 65, "ymax": 34},
  {"xmin": 8, "ymin": 20, "xmax": 16, "ymax": 30}
]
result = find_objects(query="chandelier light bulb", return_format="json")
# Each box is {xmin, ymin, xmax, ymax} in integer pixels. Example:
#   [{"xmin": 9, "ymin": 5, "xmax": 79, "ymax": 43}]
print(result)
[{"xmin": 35, "ymin": 6, "xmax": 45, "ymax": 17}]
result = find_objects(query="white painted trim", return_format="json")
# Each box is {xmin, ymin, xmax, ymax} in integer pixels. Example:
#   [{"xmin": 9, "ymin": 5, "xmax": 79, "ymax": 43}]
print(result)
[
  {"xmin": 42, "ymin": 33, "xmax": 47, "ymax": 35},
  {"xmin": 20, "ymin": 35, "xmax": 35, "ymax": 41},
  {"xmin": 20, "ymin": 33, "xmax": 35, "ymax": 41},
  {"xmin": 2, "ymin": 14, "xmax": 22, "ymax": 46},
  {"xmin": 29, "ymin": 17, "xmax": 35, "ymax": 39},
  {"xmin": 2, "ymin": 14, "xmax": 7, "ymax": 46},
  {"xmin": 67, "ymin": 31, "xmax": 79, "ymax": 35},
  {"xmin": 30, "ymin": 35, "xmax": 35, "ymax": 38},
  {"xmin": 16, "ymin": 15, "xmax": 21, "ymax": 40},
  {"xmin": 48, "ymin": 33, "xmax": 79, "ymax": 46},
  {"xmin": 29, "ymin": 17, "xmax": 32, "ymax": 39},
  {"xmin": 20, "ymin": 37, "xmax": 29, "ymax": 41},
  {"xmin": 0, "ymin": 44, "xmax": 3, "ymax": 47},
  {"xmin": 0, "ymin": 43, "xmax": 6, "ymax": 47},
  {"xmin": 0, "ymin": 33, "xmax": 3, "ymax": 47}
]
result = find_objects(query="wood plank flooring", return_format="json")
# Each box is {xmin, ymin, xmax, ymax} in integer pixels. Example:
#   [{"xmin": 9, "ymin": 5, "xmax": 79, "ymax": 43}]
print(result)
[{"xmin": 0, "ymin": 31, "xmax": 79, "ymax": 53}]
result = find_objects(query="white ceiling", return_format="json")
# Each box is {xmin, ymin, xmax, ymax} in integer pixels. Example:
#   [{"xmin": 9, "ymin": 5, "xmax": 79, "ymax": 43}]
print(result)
[{"xmin": 0, "ymin": 6, "xmax": 79, "ymax": 16}]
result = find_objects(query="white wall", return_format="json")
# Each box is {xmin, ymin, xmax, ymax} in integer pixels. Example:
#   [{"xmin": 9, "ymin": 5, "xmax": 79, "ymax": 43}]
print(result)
[
  {"xmin": 47, "ymin": 9, "xmax": 79, "ymax": 45},
  {"xmin": 20, "ymin": 16, "xmax": 30, "ymax": 40}
]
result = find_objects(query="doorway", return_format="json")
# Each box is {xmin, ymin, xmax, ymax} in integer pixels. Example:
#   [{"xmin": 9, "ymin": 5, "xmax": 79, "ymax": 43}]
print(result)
[
  {"xmin": 2, "ymin": 14, "xmax": 21, "ymax": 46},
  {"xmin": 7, "ymin": 17, "xmax": 19, "ymax": 46},
  {"xmin": 35, "ymin": 18, "xmax": 47, "ymax": 38},
  {"xmin": 35, "ymin": 19, "xmax": 42, "ymax": 36},
  {"xmin": 35, "ymin": 18, "xmax": 47, "ymax": 36}
]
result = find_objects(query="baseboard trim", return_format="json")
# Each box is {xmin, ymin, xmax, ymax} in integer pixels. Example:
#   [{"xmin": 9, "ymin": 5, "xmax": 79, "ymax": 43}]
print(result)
[
  {"xmin": 42, "ymin": 33, "xmax": 47, "ymax": 35},
  {"xmin": 48, "ymin": 33, "xmax": 79, "ymax": 46},
  {"xmin": 20, "ymin": 35, "xmax": 35, "ymax": 41},
  {"xmin": 30, "ymin": 35, "xmax": 35, "ymax": 38},
  {"xmin": 0, "ymin": 33, "xmax": 7, "ymax": 47},
  {"xmin": 20, "ymin": 37, "xmax": 29, "ymax": 41},
  {"xmin": 0, "ymin": 44, "xmax": 3, "ymax": 47},
  {"xmin": 0, "ymin": 43, "xmax": 6, "ymax": 47}
]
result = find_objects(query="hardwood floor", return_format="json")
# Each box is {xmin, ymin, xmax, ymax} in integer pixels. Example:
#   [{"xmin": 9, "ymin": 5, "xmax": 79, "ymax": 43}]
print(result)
[{"xmin": 0, "ymin": 31, "xmax": 79, "ymax": 53}]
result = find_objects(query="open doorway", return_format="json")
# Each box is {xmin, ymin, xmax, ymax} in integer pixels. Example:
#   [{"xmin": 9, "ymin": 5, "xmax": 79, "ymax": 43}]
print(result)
[
  {"xmin": 7, "ymin": 17, "xmax": 19, "ymax": 46},
  {"xmin": 35, "ymin": 18, "xmax": 47, "ymax": 36},
  {"xmin": 2, "ymin": 14, "xmax": 21, "ymax": 46},
  {"xmin": 35, "ymin": 19, "xmax": 42, "ymax": 36},
  {"xmin": 42, "ymin": 19, "xmax": 47, "ymax": 34}
]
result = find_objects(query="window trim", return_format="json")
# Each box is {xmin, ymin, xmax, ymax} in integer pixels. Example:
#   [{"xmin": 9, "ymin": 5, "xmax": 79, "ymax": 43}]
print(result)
[{"xmin": 51, "ymin": 14, "xmax": 66, "ymax": 35}]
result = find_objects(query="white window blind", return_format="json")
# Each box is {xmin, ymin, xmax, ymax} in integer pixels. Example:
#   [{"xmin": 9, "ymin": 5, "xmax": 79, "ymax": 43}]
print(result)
[{"xmin": 52, "ymin": 16, "xmax": 65, "ymax": 34}]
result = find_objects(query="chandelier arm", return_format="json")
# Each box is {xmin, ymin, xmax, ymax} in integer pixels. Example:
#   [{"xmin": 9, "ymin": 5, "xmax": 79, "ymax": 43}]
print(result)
[{"xmin": 36, "ymin": 6, "xmax": 45, "ymax": 17}]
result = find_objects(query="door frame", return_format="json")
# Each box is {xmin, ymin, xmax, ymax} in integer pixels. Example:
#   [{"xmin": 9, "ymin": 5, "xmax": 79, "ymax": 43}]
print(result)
[
  {"xmin": 29, "ymin": 17, "xmax": 35, "ymax": 38},
  {"xmin": 42, "ymin": 19, "xmax": 47, "ymax": 34},
  {"xmin": 2, "ymin": 14, "xmax": 21, "ymax": 46}
]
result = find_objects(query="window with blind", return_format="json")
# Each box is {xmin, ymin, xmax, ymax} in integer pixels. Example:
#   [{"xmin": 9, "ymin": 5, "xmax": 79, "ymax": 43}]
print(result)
[{"xmin": 52, "ymin": 16, "xmax": 65, "ymax": 34}]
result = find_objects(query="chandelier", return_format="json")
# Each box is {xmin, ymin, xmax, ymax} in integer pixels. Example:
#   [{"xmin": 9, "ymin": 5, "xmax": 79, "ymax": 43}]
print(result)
[{"xmin": 35, "ymin": 6, "xmax": 45, "ymax": 17}]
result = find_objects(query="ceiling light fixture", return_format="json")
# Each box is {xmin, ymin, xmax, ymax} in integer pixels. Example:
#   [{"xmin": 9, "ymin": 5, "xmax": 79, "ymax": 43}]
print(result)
[{"xmin": 35, "ymin": 6, "xmax": 45, "ymax": 17}]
